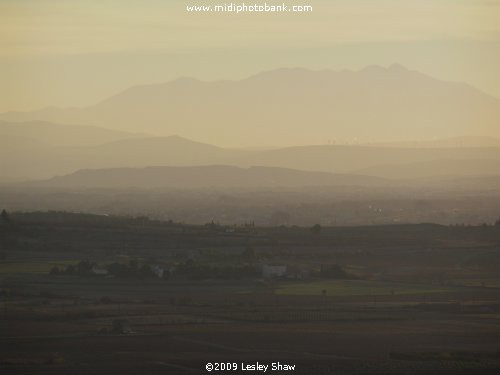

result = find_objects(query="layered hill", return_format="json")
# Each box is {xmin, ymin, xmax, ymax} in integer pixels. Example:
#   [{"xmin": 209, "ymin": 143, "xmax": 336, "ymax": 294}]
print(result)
[
  {"xmin": 29, "ymin": 165, "xmax": 388, "ymax": 189},
  {"xmin": 1, "ymin": 65, "xmax": 499, "ymax": 147},
  {"xmin": 0, "ymin": 120, "xmax": 142, "ymax": 146},
  {"xmin": 2, "ymin": 134, "xmax": 500, "ymax": 183}
]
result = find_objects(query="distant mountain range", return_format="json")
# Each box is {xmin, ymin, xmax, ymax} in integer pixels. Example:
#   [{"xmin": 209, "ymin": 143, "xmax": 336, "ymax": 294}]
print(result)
[
  {"xmin": 2, "ymin": 66, "xmax": 500, "ymax": 186},
  {"xmin": 19, "ymin": 163, "xmax": 500, "ymax": 192},
  {"xmin": 29, "ymin": 165, "xmax": 388, "ymax": 189},
  {"xmin": 2, "ymin": 129, "xmax": 500, "ymax": 184},
  {"xmin": 1, "ymin": 65, "xmax": 499, "ymax": 147}
]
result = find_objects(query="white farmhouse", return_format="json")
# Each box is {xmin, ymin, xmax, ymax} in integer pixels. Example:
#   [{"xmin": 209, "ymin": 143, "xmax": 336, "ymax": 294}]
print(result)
[{"xmin": 262, "ymin": 264, "xmax": 287, "ymax": 279}]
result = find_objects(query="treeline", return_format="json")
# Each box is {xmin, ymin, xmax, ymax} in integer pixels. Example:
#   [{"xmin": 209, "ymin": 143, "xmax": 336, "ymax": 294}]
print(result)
[
  {"xmin": 49, "ymin": 259, "xmax": 259, "ymax": 281},
  {"xmin": 175, "ymin": 259, "xmax": 258, "ymax": 280},
  {"xmin": 50, "ymin": 259, "xmax": 168, "ymax": 280}
]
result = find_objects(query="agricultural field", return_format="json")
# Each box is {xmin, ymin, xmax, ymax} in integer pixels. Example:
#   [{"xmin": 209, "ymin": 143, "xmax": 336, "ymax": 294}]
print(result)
[
  {"xmin": 1, "ymin": 212, "xmax": 500, "ymax": 374},
  {"xmin": 0, "ymin": 260, "xmax": 77, "ymax": 275},
  {"xmin": 276, "ymin": 280, "xmax": 455, "ymax": 297}
]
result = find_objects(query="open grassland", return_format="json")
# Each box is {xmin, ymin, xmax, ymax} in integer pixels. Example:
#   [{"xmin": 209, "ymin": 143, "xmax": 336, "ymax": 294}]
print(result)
[
  {"xmin": 276, "ymin": 280, "xmax": 455, "ymax": 297},
  {"xmin": 454, "ymin": 278, "xmax": 500, "ymax": 288},
  {"xmin": 0, "ymin": 261, "xmax": 77, "ymax": 275}
]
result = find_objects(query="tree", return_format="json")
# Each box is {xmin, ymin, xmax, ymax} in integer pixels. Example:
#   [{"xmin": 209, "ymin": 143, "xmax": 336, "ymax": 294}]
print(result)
[
  {"xmin": 310, "ymin": 224, "xmax": 322, "ymax": 235},
  {"xmin": 76, "ymin": 259, "xmax": 94, "ymax": 275},
  {"xmin": 49, "ymin": 266, "xmax": 61, "ymax": 275},
  {"xmin": 139, "ymin": 264, "xmax": 155, "ymax": 279},
  {"xmin": 65, "ymin": 264, "xmax": 76, "ymax": 275},
  {"xmin": 112, "ymin": 319, "xmax": 131, "ymax": 334},
  {"xmin": 320, "ymin": 264, "xmax": 349, "ymax": 279},
  {"xmin": 1, "ymin": 209, "xmax": 11, "ymax": 225},
  {"xmin": 129, "ymin": 258, "xmax": 139, "ymax": 275}
]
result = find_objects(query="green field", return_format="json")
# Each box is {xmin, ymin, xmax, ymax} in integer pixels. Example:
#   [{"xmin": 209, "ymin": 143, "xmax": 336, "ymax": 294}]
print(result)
[
  {"xmin": 455, "ymin": 278, "xmax": 500, "ymax": 288},
  {"xmin": 276, "ymin": 280, "xmax": 453, "ymax": 296},
  {"xmin": 0, "ymin": 261, "xmax": 77, "ymax": 274},
  {"xmin": 206, "ymin": 310, "xmax": 409, "ymax": 322}
]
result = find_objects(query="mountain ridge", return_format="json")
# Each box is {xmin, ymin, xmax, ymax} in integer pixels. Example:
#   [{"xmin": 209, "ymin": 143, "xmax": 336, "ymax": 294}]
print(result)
[
  {"xmin": 1, "ymin": 65, "xmax": 499, "ymax": 147},
  {"xmin": 0, "ymin": 120, "xmax": 144, "ymax": 146},
  {"xmin": 3, "ymin": 133, "xmax": 500, "ymax": 183},
  {"xmin": 24, "ymin": 165, "xmax": 389, "ymax": 189}
]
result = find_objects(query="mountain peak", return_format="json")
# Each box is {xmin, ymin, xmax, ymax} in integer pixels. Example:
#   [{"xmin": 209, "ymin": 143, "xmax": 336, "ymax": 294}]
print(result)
[
  {"xmin": 360, "ymin": 64, "xmax": 409, "ymax": 74},
  {"xmin": 247, "ymin": 67, "xmax": 312, "ymax": 81},
  {"xmin": 360, "ymin": 65, "xmax": 386, "ymax": 73},
  {"xmin": 171, "ymin": 76, "xmax": 201, "ymax": 85},
  {"xmin": 1, "ymin": 65, "xmax": 498, "ymax": 147},
  {"xmin": 389, "ymin": 63, "xmax": 408, "ymax": 72}
]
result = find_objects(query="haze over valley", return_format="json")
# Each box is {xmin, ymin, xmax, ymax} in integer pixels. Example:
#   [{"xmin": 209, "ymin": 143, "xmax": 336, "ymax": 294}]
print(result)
[
  {"xmin": 1, "ymin": 66, "xmax": 499, "ymax": 226},
  {"xmin": 0, "ymin": 68, "xmax": 499, "ymax": 226}
]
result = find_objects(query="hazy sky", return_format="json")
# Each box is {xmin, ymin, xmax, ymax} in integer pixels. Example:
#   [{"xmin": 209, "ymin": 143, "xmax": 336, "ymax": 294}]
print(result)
[{"xmin": 1, "ymin": 0, "xmax": 500, "ymax": 112}]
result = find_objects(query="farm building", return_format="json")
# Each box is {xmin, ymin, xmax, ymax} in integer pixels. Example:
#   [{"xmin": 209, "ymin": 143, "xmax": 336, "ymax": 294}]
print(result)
[{"xmin": 262, "ymin": 264, "xmax": 287, "ymax": 279}]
